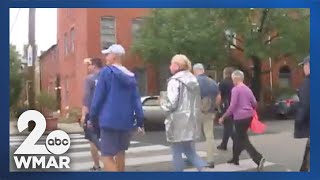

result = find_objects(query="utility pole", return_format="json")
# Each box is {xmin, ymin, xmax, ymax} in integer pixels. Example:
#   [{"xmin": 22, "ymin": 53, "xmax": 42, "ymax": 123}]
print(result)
[{"xmin": 27, "ymin": 8, "xmax": 36, "ymax": 110}]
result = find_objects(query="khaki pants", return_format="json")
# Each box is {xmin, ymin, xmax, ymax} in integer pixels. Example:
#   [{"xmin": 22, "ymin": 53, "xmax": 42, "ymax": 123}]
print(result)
[{"xmin": 201, "ymin": 113, "xmax": 216, "ymax": 163}]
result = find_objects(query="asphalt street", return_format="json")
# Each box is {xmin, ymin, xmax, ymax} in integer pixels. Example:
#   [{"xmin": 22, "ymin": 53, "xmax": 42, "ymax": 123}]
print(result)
[{"xmin": 10, "ymin": 119, "xmax": 308, "ymax": 172}]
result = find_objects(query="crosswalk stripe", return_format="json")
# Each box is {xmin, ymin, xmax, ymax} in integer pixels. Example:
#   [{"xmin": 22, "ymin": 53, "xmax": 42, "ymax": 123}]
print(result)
[
  {"xmin": 68, "ymin": 140, "xmax": 139, "ymax": 150},
  {"xmin": 10, "ymin": 134, "xmax": 280, "ymax": 172},
  {"xmin": 68, "ymin": 144, "xmax": 170, "ymax": 158},
  {"xmin": 10, "ymin": 134, "xmax": 85, "ymax": 142},
  {"xmin": 10, "ymin": 138, "xmax": 89, "ymax": 146},
  {"xmin": 10, "ymin": 138, "xmax": 140, "ymax": 147},
  {"xmin": 185, "ymin": 159, "xmax": 275, "ymax": 172},
  {"xmin": 71, "ymin": 151, "xmax": 207, "ymax": 170}
]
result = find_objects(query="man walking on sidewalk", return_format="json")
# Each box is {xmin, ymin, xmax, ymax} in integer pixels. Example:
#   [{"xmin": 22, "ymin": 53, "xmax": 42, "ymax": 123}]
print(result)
[
  {"xmin": 80, "ymin": 57, "xmax": 103, "ymax": 171},
  {"xmin": 217, "ymin": 67, "xmax": 235, "ymax": 151},
  {"xmin": 193, "ymin": 63, "xmax": 220, "ymax": 168},
  {"xmin": 90, "ymin": 44, "xmax": 144, "ymax": 172},
  {"xmin": 294, "ymin": 55, "xmax": 310, "ymax": 172}
]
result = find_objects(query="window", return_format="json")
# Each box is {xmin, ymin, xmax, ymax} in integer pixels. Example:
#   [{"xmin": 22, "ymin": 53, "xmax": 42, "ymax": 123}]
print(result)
[
  {"xmin": 230, "ymin": 33, "xmax": 237, "ymax": 49},
  {"xmin": 132, "ymin": 18, "xmax": 143, "ymax": 42},
  {"xmin": 100, "ymin": 16, "xmax": 116, "ymax": 49},
  {"xmin": 224, "ymin": 29, "xmax": 237, "ymax": 49},
  {"xmin": 70, "ymin": 28, "xmax": 75, "ymax": 53},
  {"xmin": 64, "ymin": 33, "xmax": 68, "ymax": 55},
  {"xmin": 279, "ymin": 66, "xmax": 291, "ymax": 88}
]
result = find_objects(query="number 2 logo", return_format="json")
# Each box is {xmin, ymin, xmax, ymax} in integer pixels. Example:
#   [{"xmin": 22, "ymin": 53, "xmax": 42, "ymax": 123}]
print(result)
[{"xmin": 14, "ymin": 110, "xmax": 51, "ymax": 155}]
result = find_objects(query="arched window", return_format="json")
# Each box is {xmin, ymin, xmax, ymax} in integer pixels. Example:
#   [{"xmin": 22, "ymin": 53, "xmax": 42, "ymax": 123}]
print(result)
[{"xmin": 279, "ymin": 66, "xmax": 291, "ymax": 88}]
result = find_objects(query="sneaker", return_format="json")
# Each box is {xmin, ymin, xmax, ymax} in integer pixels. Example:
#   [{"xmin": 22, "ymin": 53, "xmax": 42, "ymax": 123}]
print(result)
[
  {"xmin": 217, "ymin": 145, "xmax": 227, "ymax": 151},
  {"xmin": 90, "ymin": 166, "xmax": 101, "ymax": 171},
  {"xmin": 227, "ymin": 159, "xmax": 239, "ymax": 165},
  {"xmin": 206, "ymin": 162, "xmax": 215, "ymax": 168},
  {"xmin": 257, "ymin": 157, "xmax": 266, "ymax": 171}
]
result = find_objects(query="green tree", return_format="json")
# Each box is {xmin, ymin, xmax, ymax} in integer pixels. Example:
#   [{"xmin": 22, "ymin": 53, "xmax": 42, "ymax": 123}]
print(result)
[
  {"xmin": 10, "ymin": 44, "xmax": 23, "ymax": 108},
  {"xmin": 132, "ymin": 8, "xmax": 310, "ymax": 101}
]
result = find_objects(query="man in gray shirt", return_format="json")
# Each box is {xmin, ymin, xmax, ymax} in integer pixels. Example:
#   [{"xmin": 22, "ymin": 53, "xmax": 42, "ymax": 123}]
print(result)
[{"xmin": 81, "ymin": 57, "xmax": 103, "ymax": 171}]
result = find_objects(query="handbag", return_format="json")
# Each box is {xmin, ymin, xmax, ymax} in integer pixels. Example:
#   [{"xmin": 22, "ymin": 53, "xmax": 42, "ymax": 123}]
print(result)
[{"xmin": 250, "ymin": 110, "xmax": 266, "ymax": 134}]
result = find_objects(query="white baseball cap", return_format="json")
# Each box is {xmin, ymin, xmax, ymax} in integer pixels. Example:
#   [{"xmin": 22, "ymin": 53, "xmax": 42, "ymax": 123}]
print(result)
[{"xmin": 101, "ymin": 44, "xmax": 126, "ymax": 55}]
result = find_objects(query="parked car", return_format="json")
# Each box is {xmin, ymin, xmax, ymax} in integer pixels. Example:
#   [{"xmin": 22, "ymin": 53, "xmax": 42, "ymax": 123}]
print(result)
[
  {"xmin": 141, "ymin": 96, "xmax": 166, "ymax": 130},
  {"xmin": 274, "ymin": 93, "xmax": 299, "ymax": 119}
]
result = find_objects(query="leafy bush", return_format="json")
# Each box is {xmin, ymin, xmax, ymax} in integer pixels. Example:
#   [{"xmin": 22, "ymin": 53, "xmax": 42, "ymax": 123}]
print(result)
[{"xmin": 36, "ymin": 91, "xmax": 57, "ymax": 115}]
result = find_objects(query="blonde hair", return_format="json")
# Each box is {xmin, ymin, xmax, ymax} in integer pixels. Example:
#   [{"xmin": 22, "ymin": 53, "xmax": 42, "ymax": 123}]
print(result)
[{"xmin": 171, "ymin": 54, "xmax": 192, "ymax": 71}]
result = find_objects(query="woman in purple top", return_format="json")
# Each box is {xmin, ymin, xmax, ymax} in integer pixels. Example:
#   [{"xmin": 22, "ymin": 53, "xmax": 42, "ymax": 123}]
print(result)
[{"xmin": 218, "ymin": 70, "xmax": 265, "ymax": 171}]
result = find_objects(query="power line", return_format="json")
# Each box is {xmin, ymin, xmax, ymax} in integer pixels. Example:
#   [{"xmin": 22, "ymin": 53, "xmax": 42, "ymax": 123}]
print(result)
[{"xmin": 10, "ymin": 8, "xmax": 22, "ymax": 36}]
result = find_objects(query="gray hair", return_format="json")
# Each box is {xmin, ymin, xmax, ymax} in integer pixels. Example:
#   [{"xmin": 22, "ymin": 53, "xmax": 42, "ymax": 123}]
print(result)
[
  {"xmin": 231, "ymin": 70, "xmax": 244, "ymax": 81},
  {"xmin": 193, "ymin": 63, "xmax": 205, "ymax": 70}
]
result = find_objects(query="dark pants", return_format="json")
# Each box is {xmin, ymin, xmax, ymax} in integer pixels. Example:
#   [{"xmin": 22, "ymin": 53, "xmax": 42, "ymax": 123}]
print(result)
[
  {"xmin": 300, "ymin": 137, "xmax": 310, "ymax": 172},
  {"xmin": 220, "ymin": 117, "xmax": 234, "ymax": 148},
  {"xmin": 232, "ymin": 117, "xmax": 262, "ymax": 165},
  {"xmin": 84, "ymin": 114, "xmax": 101, "ymax": 150}
]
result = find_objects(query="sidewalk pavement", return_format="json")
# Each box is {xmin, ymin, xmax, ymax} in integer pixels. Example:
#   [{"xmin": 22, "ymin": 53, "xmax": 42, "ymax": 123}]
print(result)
[{"xmin": 10, "ymin": 121, "xmax": 84, "ymax": 136}]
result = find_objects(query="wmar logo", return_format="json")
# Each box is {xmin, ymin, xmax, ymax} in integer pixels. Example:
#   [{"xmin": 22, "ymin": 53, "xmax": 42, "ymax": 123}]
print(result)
[{"xmin": 13, "ymin": 110, "xmax": 71, "ymax": 169}]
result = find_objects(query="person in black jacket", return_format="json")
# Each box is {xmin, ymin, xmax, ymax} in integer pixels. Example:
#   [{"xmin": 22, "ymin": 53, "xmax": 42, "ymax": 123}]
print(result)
[
  {"xmin": 217, "ymin": 67, "xmax": 235, "ymax": 151},
  {"xmin": 294, "ymin": 55, "xmax": 310, "ymax": 172}
]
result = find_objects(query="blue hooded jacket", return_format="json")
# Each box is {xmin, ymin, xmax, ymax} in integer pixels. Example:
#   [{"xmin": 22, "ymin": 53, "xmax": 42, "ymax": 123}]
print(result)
[{"xmin": 89, "ymin": 65, "xmax": 144, "ymax": 130}]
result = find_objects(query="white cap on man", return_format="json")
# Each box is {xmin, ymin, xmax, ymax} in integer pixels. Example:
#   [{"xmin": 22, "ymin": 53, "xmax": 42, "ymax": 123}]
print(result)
[{"xmin": 101, "ymin": 44, "xmax": 126, "ymax": 55}]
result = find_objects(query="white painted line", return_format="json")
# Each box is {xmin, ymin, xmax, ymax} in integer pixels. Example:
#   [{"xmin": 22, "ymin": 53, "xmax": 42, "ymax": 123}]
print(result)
[
  {"xmin": 10, "ymin": 142, "xmax": 21, "ymax": 146},
  {"xmin": 10, "ymin": 138, "xmax": 89, "ymax": 146},
  {"xmin": 131, "ymin": 141, "xmax": 139, "ymax": 144},
  {"xmin": 71, "ymin": 151, "xmax": 207, "ymax": 170},
  {"xmin": 127, "ymin": 145, "xmax": 169, "ymax": 153},
  {"xmin": 10, "ymin": 134, "xmax": 85, "ymax": 142},
  {"xmin": 68, "ymin": 145, "xmax": 170, "ymax": 158},
  {"xmin": 126, "ymin": 151, "xmax": 207, "ymax": 166},
  {"xmin": 68, "ymin": 141, "xmax": 139, "ymax": 150},
  {"xmin": 69, "ymin": 143, "xmax": 90, "ymax": 149},
  {"xmin": 185, "ymin": 159, "xmax": 275, "ymax": 172}
]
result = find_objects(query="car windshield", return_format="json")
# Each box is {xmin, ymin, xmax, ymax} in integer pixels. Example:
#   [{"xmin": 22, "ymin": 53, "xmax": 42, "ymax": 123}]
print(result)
[
  {"xmin": 143, "ymin": 98, "xmax": 160, "ymax": 106},
  {"xmin": 277, "ymin": 94, "xmax": 298, "ymax": 101}
]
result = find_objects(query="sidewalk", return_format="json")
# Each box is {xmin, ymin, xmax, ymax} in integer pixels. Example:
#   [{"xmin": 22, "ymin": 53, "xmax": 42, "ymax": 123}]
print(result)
[{"xmin": 10, "ymin": 121, "xmax": 84, "ymax": 135}]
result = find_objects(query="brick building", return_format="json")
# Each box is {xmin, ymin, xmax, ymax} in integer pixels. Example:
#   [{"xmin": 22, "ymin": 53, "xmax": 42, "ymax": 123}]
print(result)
[{"xmin": 39, "ymin": 8, "xmax": 304, "ymax": 115}]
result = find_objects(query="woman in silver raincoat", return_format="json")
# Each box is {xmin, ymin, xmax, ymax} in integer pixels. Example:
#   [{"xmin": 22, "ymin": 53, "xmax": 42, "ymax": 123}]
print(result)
[{"xmin": 161, "ymin": 54, "xmax": 206, "ymax": 171}]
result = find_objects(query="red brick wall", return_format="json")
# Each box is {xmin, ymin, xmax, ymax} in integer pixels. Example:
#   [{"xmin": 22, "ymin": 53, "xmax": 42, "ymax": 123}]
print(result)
[
  {"xmin": 56, "ymin": 8, "xmax": 158, "ymax": 114},
  {"xmin": 57, "ymin": 8, "xmax": 89, "ymax": 114},
  {"xmin": 85, "ymin": 8, "xmax": 151, "ymax": 68},
  {"xmin": 39, "ymin": 45, "xmax": 58, "ymax": 95}
]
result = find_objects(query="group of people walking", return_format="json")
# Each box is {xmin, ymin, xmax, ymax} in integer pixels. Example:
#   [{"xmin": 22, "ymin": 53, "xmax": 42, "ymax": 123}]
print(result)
[
  {"xmin": 160, "ymin": 54, "xmax": 265, "ymax": 171},
  {"xmin": 79, "ymin": 43, "xmax": 310, "ymax": 172}
]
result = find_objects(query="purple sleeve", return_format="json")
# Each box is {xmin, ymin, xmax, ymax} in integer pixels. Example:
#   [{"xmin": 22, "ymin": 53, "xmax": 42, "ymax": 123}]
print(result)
[{"xmin": 224, "ymin": 87, "xmax": 238, "ymax": 117}]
